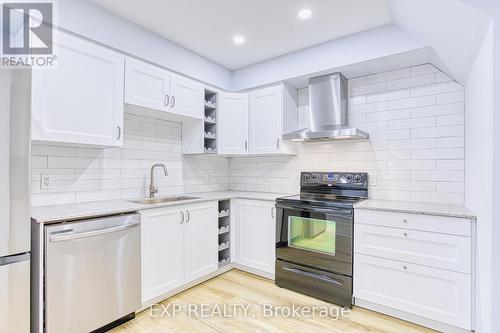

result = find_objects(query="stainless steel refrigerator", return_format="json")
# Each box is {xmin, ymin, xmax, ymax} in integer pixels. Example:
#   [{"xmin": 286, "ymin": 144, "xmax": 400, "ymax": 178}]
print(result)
[{"xmin": 0, "ymin": 69, "xmax": 31, "ymax": 333}]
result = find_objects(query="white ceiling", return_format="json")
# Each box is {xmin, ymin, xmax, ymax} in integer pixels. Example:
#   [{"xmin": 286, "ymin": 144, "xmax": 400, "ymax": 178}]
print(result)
[{"xmin": 90, "ymin": 0, "xmax": 392, "ymax": 70}]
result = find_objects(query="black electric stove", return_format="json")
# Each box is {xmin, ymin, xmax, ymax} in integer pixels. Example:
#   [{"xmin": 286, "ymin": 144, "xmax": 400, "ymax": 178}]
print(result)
[{"xmin": 275, "ymin": 172, "xmax": 368, "ymax": 308}]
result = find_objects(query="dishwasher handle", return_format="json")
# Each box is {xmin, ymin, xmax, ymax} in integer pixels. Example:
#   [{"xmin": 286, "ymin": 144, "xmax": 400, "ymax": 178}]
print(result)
[{"xmin": 50, "ymin": 222, "xmax": 140, "ymax": 243}]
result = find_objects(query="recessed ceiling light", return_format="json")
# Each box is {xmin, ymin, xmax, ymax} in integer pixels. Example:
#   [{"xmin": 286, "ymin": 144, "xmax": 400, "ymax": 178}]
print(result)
[
  {"xmin": 233, "ymin": 35, "xmax": 245, "ymax": 45},
  {"xmin": 298, "ymin": 9, "xmax": 312, "ymax": 20}
]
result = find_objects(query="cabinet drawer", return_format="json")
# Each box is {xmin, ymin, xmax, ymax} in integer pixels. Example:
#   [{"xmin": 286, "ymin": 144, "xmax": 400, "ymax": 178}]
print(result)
[
  {"xmin": 354, "ymin": 254, "xmax": 471, "ymax": 330},
  {"xmin": 354, "ymin": 209, "xmax": 471, "ymax": 236},
  {"xmin": 354, "ymin": 224, "xmax": 471, "ymax": 273}
]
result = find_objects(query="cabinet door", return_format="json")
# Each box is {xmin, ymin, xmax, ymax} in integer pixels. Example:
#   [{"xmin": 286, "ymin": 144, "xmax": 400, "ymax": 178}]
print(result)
[
  {"xmin": 31, "ymin": 32, "xmax": 124, "ymax": 146},
  {"xmin": 218, "ymin": 93, "xmax": 249, "ymax": 155},
  {"xmin": 184, "ymin": 201, "xmax": 218, "ymax": 282},
  {"xmin": 235, "ymin": 200, "xmax": 276, "ymax": 274},
  {"xmin": 354, "ymin": 254, "xmax": 472, "ymax": 329},
  {"xmin": 124, "ymin": 58, "xmax": 170, "ymax": 111},
  {"xmin": 141, "ymin": 207, "xmax": 184, "ymax": 303},
  {"xmin": 169, "ymin": 74, "xmax": 203, "ymax": 119},
  {"xmin": 249, "ymin": 86, "xmax": 282, "ymax": 154}
]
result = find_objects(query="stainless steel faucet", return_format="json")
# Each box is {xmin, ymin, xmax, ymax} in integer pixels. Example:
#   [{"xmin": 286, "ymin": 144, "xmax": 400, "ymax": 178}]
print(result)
[{"xmin": 149, "ymin": 164, "xmax": 168, "ymax": 198}]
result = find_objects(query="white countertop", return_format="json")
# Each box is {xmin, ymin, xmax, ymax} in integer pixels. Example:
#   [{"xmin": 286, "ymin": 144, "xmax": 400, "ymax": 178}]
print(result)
[
  {"xmin": 31, "ymin": 191, "xmax": 287, "ymax": 224},
  {"xmin": 32, "ymin": 191, "xmax": 477, "ymax": 224},
  {"xmin": 354, "ymin": 199, "xmax": 476, "ymax": 219}
]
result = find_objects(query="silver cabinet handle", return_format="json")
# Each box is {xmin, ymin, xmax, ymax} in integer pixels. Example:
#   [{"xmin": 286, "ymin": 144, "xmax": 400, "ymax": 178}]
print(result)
[
  {"xmin": 180, "ymin": 211, "xmax": 184, "ymax": 223},
  {"xmin": 50, "ymin": 222, "xmax": 139, "ymax": 242},
  {"xmin": 117, "ymin": 126, "xmax": 121, "ymax": 140},
  {"xmin": 271, "ymin": 207, "xmax": 275, "ymax": 218},
  {"xmin": 276, "ymin": 138, "xmax": 280, "ymax": 149},
  {"xmin": 165, "ymin": 94, "xmax": 170, "ymax": 106},
  {"xmin": 171, "ymin": 96, "xmax": 176, "ymax": 108},
  {"xmin": 186, "ymin": 210, "xmax": 190, "ymax": 222},
  {"xmin": 244, "ymin": 140, "xmax": 248, "ymax": 151}
]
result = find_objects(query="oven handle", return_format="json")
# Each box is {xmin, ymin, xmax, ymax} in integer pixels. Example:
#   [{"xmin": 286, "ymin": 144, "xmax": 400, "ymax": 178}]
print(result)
[
  {"xmin": 282, "ymin": 267, "xmax": 344, "ymax": 286},
  {"xmin": 275, "ymin": 203, "xmax": 353, "ymax": 219}
]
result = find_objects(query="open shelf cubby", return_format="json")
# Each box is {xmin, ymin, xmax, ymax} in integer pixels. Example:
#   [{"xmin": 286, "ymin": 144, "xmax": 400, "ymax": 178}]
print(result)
[
  {"xmin": 218, "ymin": 200, "xmax": 231, "ymax": 268},
  {"xmin": 204, "ymin": 89, "xmax": 218, "ymax": 154}
]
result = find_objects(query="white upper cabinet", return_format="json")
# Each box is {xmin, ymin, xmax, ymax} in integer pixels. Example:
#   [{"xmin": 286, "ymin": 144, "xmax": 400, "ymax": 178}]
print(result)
[
  {"xmin": 125, "ymin": 59, "xmax": 203, "ymax": 120},
  {"xmin": 218, "ymin": 84, "xmax": 298, "ymax": 156},
  {"xmin": 31, "ymin": 31, "xmax": 125, "ymax": 146},
  {"xmin": 169, "ymin": 74, "xmax": 204, "ymax": 119},
  {"xmin": 249, "ymin": 86, "xmax": 283, "ymax": 154},
  {"xmin": 218, "ymin": 93, "xmax": 249, "ymax": 155},
  {"xmin": 125, "ymin": 59, "xmax": 170, "ymax": 111}
]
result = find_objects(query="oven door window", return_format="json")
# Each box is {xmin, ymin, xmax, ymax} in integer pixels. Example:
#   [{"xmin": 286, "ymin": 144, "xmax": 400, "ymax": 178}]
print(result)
[{"xmin": 288, "ymin": 216, "xmax": 336, "ymax": 255}]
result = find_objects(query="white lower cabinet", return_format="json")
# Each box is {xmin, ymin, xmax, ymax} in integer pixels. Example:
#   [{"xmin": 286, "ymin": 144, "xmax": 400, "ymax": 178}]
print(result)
[
  {"xmin": 354, "ymin": 254, "xmax": 471, "ymax": 330},
  {"xmin": 140, "ymin": 201, "xmax": 218, "ymax": 303},
  {"xmin": 353, "ymin": 209, "xmax": 474, "ymax": 331},
  {"xmin": 234, "ymin": 199, "xmax": 276, "ymax": 275},
  {"xmin": 184, "ymin": 202, "xmax": 219, "ymax": 282}
]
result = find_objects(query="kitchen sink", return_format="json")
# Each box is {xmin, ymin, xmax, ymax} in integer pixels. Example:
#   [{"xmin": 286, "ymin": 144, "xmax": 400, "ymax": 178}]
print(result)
[{"xmin": 130, "ymin": 196, "xmax": 200, "ymax": 205}]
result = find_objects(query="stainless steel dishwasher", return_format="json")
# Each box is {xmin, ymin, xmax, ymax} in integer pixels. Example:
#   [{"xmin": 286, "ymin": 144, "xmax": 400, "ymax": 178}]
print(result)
[{"xmin": 45, "ymin": 213, "xmax": 141, "ymax": 333}]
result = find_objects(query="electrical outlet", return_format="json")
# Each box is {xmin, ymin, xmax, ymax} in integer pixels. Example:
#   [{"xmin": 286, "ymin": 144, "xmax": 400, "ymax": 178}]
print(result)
[
  {"xmin": 207, "ymin": 175, "xmax": 213, "ymax": 184},
  {"xmin": 40, "ymin": 174, "xmax": 52, "ymax": 190}
]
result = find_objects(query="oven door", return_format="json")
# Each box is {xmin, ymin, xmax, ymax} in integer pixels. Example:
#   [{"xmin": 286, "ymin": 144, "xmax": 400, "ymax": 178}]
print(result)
[{"xmin": 275, "ymin": 202, "xmax": 353, "ymax": 276}]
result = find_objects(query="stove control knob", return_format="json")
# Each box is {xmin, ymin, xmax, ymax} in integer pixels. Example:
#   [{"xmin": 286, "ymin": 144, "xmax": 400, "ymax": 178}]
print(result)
[
  {"xmin": 304, "ymin": 174, "xmax": 311, "ymax": 181},
  {"xmin": 311, "ymin": 174, "xmax": 318, "ymax": 180},
  {"xmin": 346, "ymin": 174, "xmax": 353, "ymax": 182},
  {"xmin": 354, "ymin": 175, "xmax": 362, "ymax": 183}
]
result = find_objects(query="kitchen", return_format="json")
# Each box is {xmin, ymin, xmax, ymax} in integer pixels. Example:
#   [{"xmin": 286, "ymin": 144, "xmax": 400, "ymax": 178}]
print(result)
[{"xmin": 1, "ymin": 0, "xmax": 499, "ymax": 333}]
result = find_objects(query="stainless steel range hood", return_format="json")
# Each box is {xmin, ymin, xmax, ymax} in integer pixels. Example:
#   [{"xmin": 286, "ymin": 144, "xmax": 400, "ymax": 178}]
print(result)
[{"xmin": 284, "ymin": 73, "xmax": 369, "ymax": 141}]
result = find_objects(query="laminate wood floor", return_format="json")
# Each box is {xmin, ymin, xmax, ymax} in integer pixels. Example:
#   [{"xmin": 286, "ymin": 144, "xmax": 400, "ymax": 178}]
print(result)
[{"xmin": 111, "ymin": 269, "xmax": 436, "ymax": 333}]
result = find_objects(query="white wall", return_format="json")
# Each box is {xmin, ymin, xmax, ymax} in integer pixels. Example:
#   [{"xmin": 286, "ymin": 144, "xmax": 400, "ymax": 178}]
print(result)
[
  {"xmin": 389, "ymin": 0, "xmax": 491, "ymax": 83},
  {"xmin": 31, "ymin": 113, "xmax": 230, "ymax": 206},
  {"xmin": 231, "ymin": 64, "xmax": 466, "ymax": 204},
  {"xmin": 465, "ymin": 22, "xmax": 494, "ymax": 333},
  {"xmin": 54, "ymin": 0, "xmax": 232, "ymax": 90},
  {"xmin": 232, "ymin": 25, "xmax": 428, "ymax": 91},
  {"xmin": 492, "ymin": 19, "xmax": 500, "ymax": 333}
]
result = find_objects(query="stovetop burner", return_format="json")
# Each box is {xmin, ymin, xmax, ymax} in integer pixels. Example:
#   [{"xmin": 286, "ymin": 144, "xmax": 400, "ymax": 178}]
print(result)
[{"xmin": 276, "ymin": 171, "xmax": 369, "ymax": 209}]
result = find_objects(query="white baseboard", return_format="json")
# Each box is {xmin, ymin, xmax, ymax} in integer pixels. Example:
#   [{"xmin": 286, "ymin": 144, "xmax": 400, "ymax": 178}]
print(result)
[
  {"xmin": 232, "ymin": 262, "xmax": 275, "ymax": 280},
  {"xmin": 140, "ymin": 264, "xmax": 234, "ymax": 311},
  {"xmin": 355, "ymin": 299, "xmax": 473, "ymax": 333}
]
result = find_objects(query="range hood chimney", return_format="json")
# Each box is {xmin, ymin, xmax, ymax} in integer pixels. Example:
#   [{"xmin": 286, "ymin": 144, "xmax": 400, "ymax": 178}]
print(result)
[{"xmin": 284, "ymin": 73, "xmax": 369, "ymax": 141}]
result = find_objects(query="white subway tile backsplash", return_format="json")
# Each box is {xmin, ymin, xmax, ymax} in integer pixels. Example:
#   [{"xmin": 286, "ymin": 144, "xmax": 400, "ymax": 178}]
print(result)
[
  {"xmin": 436, "ymin": 91, "xmax": 464, "ymax": 104},
  {"xmin": 388, "ymin": 117, "xmax": 436, "ymax": 130},
  {"xmin": 31, "ymin": 114, "xmax": 230, "ymax": 206},
  {"xmin": 411, "ymin": 125, "xmax": 464, "ymax": 139},
  {"xmin": 387, "ymin": 95, "xmax": 435, "ymax": 110},
  {"xmin": 230, "ymin": 64, "xmax": 464, "ymax": 205},
  {"xmin": 366, "ymin": 68, "xmax": 411, "ymax": 83},
  {"xmin": 367, "ymin": 109, "xmax": 410, "ymax": 122},
  {"xmin": 436, "ymin": 114, "xmax": 464, "ymax": 126},
  {"xmin": 411, "ymin": 81, "xmax": 463, "ymax": 97},
  {"xmin": 411, "ymin": 102, "xmax": 464, "ymax": 117},
  {"xmin": 387, "ymin": 73, "xmax": 436, "ymax": 90},
  {"xmin": 411, "ymin": 64, "xmax": 440, "ymax": 76},
  {"xmin": 411, "ymin": 170, "xmax": 464, "ymax": 182},
  {"xmin": 366, "ymin": 89, "xmax": 411, "ymax": 103},
  {"xmin": 411, "ymin": 148, "xmax": 464, "ymax": 160}
]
